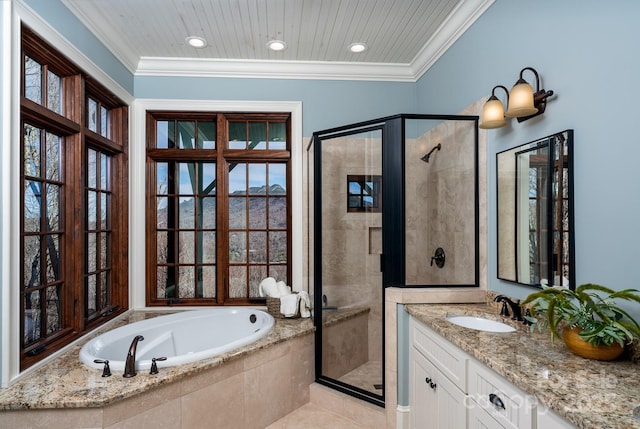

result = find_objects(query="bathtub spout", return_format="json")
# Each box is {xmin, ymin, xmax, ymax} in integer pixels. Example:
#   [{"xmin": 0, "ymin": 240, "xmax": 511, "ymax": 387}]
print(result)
[{"xmin": 123, "ymin": 335, "xmax": 144, "ymax": 378}]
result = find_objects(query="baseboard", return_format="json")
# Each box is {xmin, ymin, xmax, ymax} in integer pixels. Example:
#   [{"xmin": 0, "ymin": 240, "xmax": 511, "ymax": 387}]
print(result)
[{"xmin": 396, "ymin": 405, "xmax": 411, "ymax": 429}]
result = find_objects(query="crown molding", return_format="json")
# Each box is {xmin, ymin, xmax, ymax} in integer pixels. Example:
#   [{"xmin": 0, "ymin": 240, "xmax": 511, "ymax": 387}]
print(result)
[{"xmin": 135, "ymin": 57, "xmax": 417, "ymax": 82}]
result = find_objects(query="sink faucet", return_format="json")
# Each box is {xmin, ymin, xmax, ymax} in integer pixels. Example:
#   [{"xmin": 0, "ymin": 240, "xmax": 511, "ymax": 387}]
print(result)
[
  {"xmin": 493, "ymin": 295, "xmax": 523, "ymax": 321},
  {"xmin": 123, "ymin": 335, "xmax": 144, "ymax": 378}
]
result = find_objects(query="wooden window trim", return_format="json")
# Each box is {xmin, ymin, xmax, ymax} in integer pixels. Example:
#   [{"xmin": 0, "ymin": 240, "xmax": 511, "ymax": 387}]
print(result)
[
  {"xmin": 145, "ymin": 112, "xmax": 292, "ymax": 306},
  {"xmin": 19, "ymin": 26, "xmax": 128, "ymax": 370}
]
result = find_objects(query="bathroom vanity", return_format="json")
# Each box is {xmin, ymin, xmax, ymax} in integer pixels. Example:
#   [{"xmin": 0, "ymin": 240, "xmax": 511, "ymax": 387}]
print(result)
[{"xmin": 406, "ymin": 303, "xmax": 640, "ymax": 429}]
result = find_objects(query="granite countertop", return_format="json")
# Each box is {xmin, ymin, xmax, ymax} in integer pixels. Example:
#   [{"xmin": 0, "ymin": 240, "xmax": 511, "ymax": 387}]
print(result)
[
  {"xmin": 405, "ymin": 303, "xmax": 640, "ymax": 429},
  {"xmin": 0, "ymin": 310, "xmax": 315, "ymax": 411}
]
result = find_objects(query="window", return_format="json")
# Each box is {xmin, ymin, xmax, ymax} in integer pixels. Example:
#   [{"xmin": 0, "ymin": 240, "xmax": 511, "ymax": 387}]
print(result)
[
  {"xmin": 146, "ymin": 113, "xmax": 291, "ymax": 305},
  {"xmin": 20, "ymin": 27, "xmax": 128, "ymax": 369},
  {"xmin": 347, "ymin": 175, "xmax": 382, "ymax": 213}
]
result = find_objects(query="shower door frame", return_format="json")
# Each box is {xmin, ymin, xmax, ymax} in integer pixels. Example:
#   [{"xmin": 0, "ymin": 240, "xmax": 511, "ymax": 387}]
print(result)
[{"xmin": 311, "ymin": 113, "xmax": 479, "ymax": 408}]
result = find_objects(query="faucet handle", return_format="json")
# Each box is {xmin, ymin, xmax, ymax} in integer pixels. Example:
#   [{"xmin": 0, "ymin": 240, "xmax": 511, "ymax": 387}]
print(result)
[
  {"xmin": 93, "ymin": 359, "xmax": 112, "ymax": 377},
  {"xmin": 150, "ymin": 357, "xmax": 167, "ymax": 375}
]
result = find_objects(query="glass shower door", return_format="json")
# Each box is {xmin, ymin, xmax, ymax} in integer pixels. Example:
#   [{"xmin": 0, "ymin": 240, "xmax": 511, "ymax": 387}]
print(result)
[{"xmin": 313, "ymin": 124, "xmax": 384, "ymax": 405}]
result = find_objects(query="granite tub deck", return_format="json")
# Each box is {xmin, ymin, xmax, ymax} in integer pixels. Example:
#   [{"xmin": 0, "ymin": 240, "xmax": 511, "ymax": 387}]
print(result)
[
  {"xmin": 405, "ymin": 303, "xmax": 640, "ymax": 429},
  {"xmin": 0, "ymin": 310, "xmax": 318, "ymax": 429}
]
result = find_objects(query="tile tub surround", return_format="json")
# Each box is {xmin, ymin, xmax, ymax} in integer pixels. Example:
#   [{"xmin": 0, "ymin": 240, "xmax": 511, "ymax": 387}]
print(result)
[
  {"xmin": 405, "ymin": 303, "xmax": 640, "ymax": 429},
  {"xmin": 0, "ymin": 310, "xmax": 315, "ymax": 429}
]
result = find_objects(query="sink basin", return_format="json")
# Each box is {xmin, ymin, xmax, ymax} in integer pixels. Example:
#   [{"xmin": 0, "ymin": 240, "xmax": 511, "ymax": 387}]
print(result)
[{"xmin": 445, "ymin": 315, "xmax": 516, "ymax": 333}]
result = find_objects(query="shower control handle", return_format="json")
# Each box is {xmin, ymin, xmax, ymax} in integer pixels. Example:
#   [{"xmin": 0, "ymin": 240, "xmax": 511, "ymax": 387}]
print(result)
[{"xmin": 430, "ymin": 247, "xmax": 445, "ymax": 268}]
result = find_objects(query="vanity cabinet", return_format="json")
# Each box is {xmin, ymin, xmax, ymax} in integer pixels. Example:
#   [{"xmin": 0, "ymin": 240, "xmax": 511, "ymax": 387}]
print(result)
[
  {"xmin": 410, "ymin": 316, "xmax": 468, "ymax": 429},
  {"xmin": 409, "ymin": 316, "xmax": 574, "ymax": 429}
]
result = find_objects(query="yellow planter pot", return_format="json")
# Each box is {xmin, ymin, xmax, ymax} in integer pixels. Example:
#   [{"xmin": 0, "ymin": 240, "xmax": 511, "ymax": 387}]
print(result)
[{"xmin": 561, "ymin": 327, "xmax": 624, "ymax": 361}]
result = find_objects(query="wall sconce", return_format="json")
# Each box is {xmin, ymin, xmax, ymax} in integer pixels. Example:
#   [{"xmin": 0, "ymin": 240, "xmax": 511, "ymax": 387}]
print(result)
[{"xmin": 479, "ymin": 67, "xmax": 554, "ymax": 129}]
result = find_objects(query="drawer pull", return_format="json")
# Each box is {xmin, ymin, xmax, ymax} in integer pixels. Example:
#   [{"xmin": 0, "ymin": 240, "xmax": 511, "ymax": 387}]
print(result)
[
  {"xmin": 489, "ymin": 393, "xmax": 505, "ymax": 410},
  {"xmin": 425, "ymin": 377, "xmax": 437, "ymax": 389}
]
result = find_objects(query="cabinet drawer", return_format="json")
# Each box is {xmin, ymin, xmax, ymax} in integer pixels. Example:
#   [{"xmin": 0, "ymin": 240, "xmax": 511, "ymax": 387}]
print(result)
[
  {"xmin": 410, "ymin": 317, "xmax": 468, "ymax": 391},
  {"xmin": 468, "ymin": 360, "xmax": 535, "ymax": 429}
]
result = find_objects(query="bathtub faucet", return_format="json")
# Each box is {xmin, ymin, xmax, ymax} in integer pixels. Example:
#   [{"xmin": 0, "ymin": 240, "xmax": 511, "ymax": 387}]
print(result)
[{"xmin": 123, "ymin": 335, "xmax": 144, "ymax": 378}]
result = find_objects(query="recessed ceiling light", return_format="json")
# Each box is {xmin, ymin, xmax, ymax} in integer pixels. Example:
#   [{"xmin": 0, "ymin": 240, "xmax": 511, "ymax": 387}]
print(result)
[
  {"xmin": 185, "ymin": 36, "xmax": 207, "ymax": 48},
  {"xmin": 348, "ymin": 42, "xmax": 368, "ymax": 53},
  {"xmin": 267, "ymin": 40, "xmax": 287, "ymax": 51}
]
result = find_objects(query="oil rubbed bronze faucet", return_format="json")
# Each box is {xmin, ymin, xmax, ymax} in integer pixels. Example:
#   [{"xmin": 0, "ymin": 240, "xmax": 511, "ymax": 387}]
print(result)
[
  {"xmin": 123, "ymin": 335, "xmax": 144, "ymax": 378},
  {"xmin": 494, "ymin": 295, "xmax": 523, "ymax": 321}
]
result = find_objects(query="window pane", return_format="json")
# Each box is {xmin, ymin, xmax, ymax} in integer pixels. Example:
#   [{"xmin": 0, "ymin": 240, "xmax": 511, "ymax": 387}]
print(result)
[
  {"xmin": 177, "ymin": 121, "xmax": 196, "ymax": 149},
  {"xmin": 157, "ymin": 197, "xmax": 168, "ymax": 228},
  {"xmin": 228, "ymin": 122, "xmax": 246, "ymax": 149},
  {"xmin": 47, "ymin": 70, "xmax": 62, "ymax": 114},
  {"xmin": 199, "ymin": 121, "xmax": 216, "ymax": 149},
  {"xmin": 248, "ymin": 164, "xmax": 266, "ymax": 194},
  {"xmin": 156, "ymin": 121, "xmax": 173, "ymax": 149},
  {"xmin": 229, "ymin": 198, "xmax": 246, "ymax": 229},
  {"xmin": 87, "ymin": 191, "xmax": 97, "ymax": 229},
  {"xmin": 156, "ymin": 266, "xmax": 170, "ymax": 298},
  {"xmin": 45, "ymin": 234, "xmax": 61, "ymax": 282},
  {"xmin": 201, "ymin": 197, "xmax": 216, "ymax": 228},
  {"xmin": 269, "ymin": 197, "xmax": 287, "ymax": 229},
  {"xmin": 249, "ymin": 232, "xmax": 266, "ymax": 262},
  {"xmin": 200, "ymin": 266, "xmax": 216, "ymax": 298},
  {"xmin": 100, "ymin": 232, "xmax": 108, "ymax": 269},
  {"xmin": 46, "ymin": 184, "xmax": 60, "ymax": 231},
  {"xmin": 229, "ymin": 231, "xmax": 246, "ymax": 262},
  {"xmin": 88, "ymin": 149, "xmax": 97, "ymax": 188},
  {"xmin": 269, "ymin": 231, "xmax": 287, "ymax": 263},
  {"xmin": 268, "ymin": 122, "xmax": 286, "ymax": 149},
  {"xmin": 100, "ymin": 271, "xmax": 109, "ymax": 308},
  {"xmin": 200, "ymin": 163, "xmax": 216, "ymax": 194},
  {"xmin": 268, "ymin": 266, "xmax": 287, "ymax": 284},
  {"xmin": 249, "ymin": 266, "xmax": 267, "ymax": 297},
  {"xmin": 157, "ymin": 231, "xmax": 168, "ymax": 264},
  {"xmin": 101, "ymin": 193, "xmax": 108, "ymax": 229},
  {"xmin": 249, "ymin": 197, "xmax": 266, "ymax": 229},
  {"xmin": 100, "ymin": 153, "xmax": 109, "ymax": 190},
  {"xmin": 178, "ymin": 162, "xmax": 196, "ymax": 194},
  {"xmin": 248, "ymin": 122, "xmax": 266, "ymax": 150},
  {"xmin": 87, "ymin": 232, "xmax": 97, "ymax": 272},
  {"xmin": 24, "ymin": 125, "xmax": 41, "ymax": 178},
  {"xmin": 24, "ymin": 56, "xmax": 42, "ymax": 104},
  {"xmin": 46, "ymin": 133, "xmax": 60, "ymax": 181},
  {"xmin": 228, "ymin": 163, "xmax": 246, "ymax": 194},
  {"xmin": 179, "ymin": 231, "xmax": 195, "ymax": 264},
  {"xmin": 25, "ymin": 292, "xmax": 41, "ymax": 344},
  {"xmin": 201, "ymin": 231, "xmax": 216, "ymax": 263},
  {"xmin": 157, "ymin": 162, "xmax": 169, "ymax": 195},
  {"xmin": 88, "ymin": 98, "xmax": 98, "ymax": 132},
  {"xmin": 23, "ymin": 236, "xmax": 41, "ymax": 287},
  {"xmin": 86, "ymin": 274, "xmax": 97, "ymax": 316},
  {"xmin": 229, "ymin": 266, "xmax": 246, "ymax": 298},
  {"xmin": 45, "ymin": 286, "xmax": 62, "ymax": 334},
  {"xmin": 24, "ymin": 181, "xmax": 42, "ymax": 232},
  {"xmin": 100, "ymin": 106, "xmax": 109, "ymax": 138},
  {"xmin": 179, "ymin": 197, "xmax": 194, "ymax": 228},
  {"xmin": 178, "ymin": 266, "xmax": 195, "ymax": 298}
]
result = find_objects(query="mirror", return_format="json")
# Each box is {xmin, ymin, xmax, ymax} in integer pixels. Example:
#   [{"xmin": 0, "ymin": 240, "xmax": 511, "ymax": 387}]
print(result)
[{"xmin": 497, "ymin": 130, "xmax": 574, "ymax": 289}]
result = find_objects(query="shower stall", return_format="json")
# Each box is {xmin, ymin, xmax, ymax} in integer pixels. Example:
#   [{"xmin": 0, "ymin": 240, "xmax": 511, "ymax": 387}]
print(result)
[{"xmin": 307, "ymin": 114, "xmax": 479, "ymax": 407}]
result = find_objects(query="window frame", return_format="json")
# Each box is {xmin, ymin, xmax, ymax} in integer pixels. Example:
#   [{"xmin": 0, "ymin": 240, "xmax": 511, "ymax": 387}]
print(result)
[
  {"xmin": 19, "ymin": 26, "xmax": 129, "ymax": 370},
  {"xmin": 145, "ymin": 111, "xmax": 292, "ymax": 306}
]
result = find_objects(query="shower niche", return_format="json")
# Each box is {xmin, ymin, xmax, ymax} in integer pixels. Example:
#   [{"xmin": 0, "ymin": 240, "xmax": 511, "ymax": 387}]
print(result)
[{"xmin": 307, "ymin": 114, "xmax": 479, "ymax": 406}]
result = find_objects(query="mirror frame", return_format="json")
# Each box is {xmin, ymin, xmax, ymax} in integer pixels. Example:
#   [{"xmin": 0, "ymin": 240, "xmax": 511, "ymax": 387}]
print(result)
[{"xmin": 496, "ymin": 130, "xmax": 574, "ymax": 289}]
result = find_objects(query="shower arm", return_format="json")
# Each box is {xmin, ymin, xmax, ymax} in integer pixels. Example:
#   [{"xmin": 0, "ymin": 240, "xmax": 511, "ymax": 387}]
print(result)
[{"xmin": 421, "ymin": 143, "xmax": 441, "ymax": 163}]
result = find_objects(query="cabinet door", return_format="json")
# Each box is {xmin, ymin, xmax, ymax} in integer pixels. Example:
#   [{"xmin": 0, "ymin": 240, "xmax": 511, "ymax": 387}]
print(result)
[
  {"xmin": 468, "ymin": 402, "xmax": 507, "ymax": 429},
  {"xmin": 410, "ymin": 347, "xmax": 466, "ymax": 429}
]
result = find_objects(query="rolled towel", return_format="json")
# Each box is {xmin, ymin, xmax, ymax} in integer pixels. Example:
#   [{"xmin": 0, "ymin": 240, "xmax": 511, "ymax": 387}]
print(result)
[
  {"xmin": 298, "ymin": 291, "xmax": 311, "ymax": 318},
  {"xmin": 259, "ymin": 277, "xmax": 279, "ymax": 298},
  {"xmin": 280, "ymin": 293, "xmax": 300, "ymax": 317},
  {"xmin": 276, "ymin": 281, "xmax": 291, "ymax": 297}
]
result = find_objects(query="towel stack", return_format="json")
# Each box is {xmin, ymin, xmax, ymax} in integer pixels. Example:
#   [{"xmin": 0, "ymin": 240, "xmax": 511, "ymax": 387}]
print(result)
[{"xmin": 259, "ymin": 277, "xmax": 311, "ymax": 318}]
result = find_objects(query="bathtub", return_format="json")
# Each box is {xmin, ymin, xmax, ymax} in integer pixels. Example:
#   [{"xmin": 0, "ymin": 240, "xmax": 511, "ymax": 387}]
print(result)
[{"xmin": 79, "ymin": 308, "xmax": 274, "ymax": 371}]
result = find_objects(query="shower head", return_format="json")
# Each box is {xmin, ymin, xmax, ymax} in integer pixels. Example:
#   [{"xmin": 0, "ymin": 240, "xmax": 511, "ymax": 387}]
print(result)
[{"xmin": 421, "ymin": 143, "xmax": 441, "ymax": 163}]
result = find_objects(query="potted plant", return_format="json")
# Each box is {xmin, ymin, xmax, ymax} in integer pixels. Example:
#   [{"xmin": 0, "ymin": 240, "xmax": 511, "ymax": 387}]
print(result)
[{"xmin": 522, "ymin": 283, "xmax": 640, "ymax": 360}]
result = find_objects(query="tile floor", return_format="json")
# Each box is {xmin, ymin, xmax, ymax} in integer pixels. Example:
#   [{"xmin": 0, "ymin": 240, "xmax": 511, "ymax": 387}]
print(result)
[
  {"xmin": 265, "ymin": 403, "xmax": 368, "ymax": 429},
  {"xmin": 338, "ymin": 360, "xmax": 383, "ymax": 395}
]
